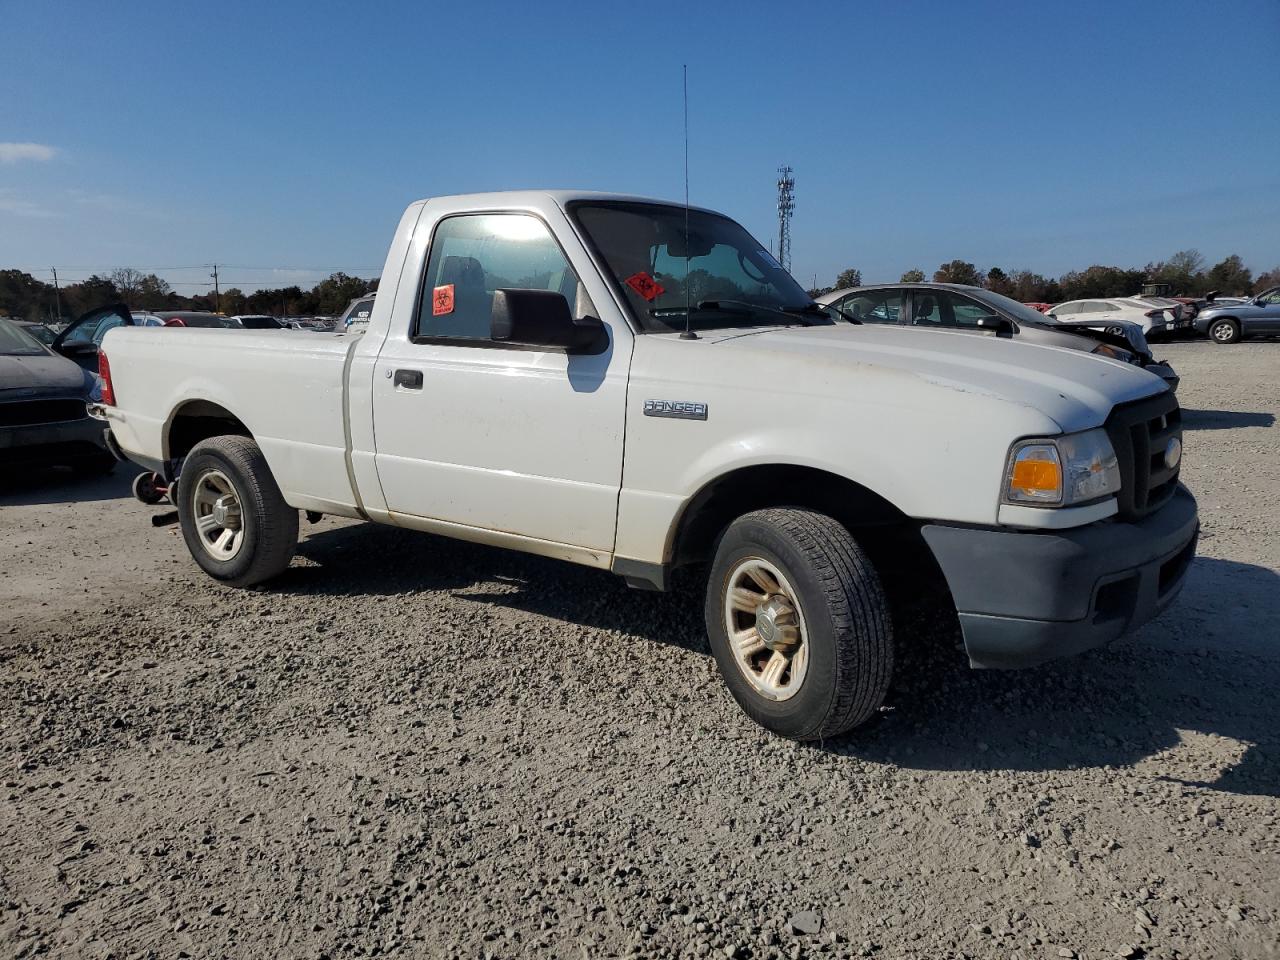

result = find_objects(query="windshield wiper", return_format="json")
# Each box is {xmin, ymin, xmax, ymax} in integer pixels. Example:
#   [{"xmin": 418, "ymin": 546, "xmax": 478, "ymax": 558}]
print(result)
[{"xmin": 692, "ymin": 299, "xmax": 828, "ymax": 326}]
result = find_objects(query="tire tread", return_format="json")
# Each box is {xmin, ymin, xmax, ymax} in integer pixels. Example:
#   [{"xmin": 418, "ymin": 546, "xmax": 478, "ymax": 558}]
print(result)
[{"xmin": 711, "ymin": 507, "xmax": 893, "ymax": 740}]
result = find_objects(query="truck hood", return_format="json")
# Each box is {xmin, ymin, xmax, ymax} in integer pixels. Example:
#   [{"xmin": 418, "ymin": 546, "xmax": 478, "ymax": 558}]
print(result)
[{"xmin": 703, "ymin": 323, "xmax": 1167, "ymax": 433}]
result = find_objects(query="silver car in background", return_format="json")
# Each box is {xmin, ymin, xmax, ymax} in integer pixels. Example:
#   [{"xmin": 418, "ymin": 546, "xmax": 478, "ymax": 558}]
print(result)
[
  {"xmin": 1049, "ymin": 296, "xmax": 1193, "ymax": 339},
  {"xmin": 817, "ymin": 282, "xmax": 1178, "ymax": 391}
]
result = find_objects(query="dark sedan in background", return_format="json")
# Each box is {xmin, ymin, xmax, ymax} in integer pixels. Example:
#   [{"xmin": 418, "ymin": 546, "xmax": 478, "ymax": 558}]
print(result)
[{"xmin": 0, "ymin": 315, "xmax": 115, "ymax": 475}]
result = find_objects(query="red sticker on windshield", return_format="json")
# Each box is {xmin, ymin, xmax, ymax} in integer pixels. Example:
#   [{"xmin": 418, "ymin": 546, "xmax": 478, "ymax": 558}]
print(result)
[
  {"xmin": 624, "ymin": 271, "xmax": 665, "ymax": 302},
  {"xmin": 432, "ymin": 284, "xmax": 455, "ymax": 316}
]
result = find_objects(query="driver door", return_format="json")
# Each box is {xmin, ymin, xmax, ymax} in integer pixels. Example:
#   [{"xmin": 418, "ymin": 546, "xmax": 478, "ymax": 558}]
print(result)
[
  {"xmin": 370, "ymin": 210, "xmax": 630, "ymax": 556},
  {"xmin": 51, "ymin": 304, "xmax": 134, "ymax": 372},
  {"xmin": 1253, "ymin": 289, "xmax": 1280, "ymax": 333}
]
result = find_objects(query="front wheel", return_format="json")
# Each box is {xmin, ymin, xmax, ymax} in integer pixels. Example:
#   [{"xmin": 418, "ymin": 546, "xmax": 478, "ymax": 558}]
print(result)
[
  {"xmin": 705, "ymin": 508, "xmax": 893, "ymax": 740},
  {"xmin": 1209, "ymin": 319, "xmax": 1241, "ymax": 344},
  {"xmin": 177, "ymin": 436, "xmax": 298, "ymax": 587}
]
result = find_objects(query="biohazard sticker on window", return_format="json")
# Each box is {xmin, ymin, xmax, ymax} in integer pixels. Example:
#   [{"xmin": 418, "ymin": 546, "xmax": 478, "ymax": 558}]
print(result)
[
  {"xmin": 432, "ymin": 284, "xmax": 455, "ymax": 316},
  {"xmin": 624, "ymin": 271, "xmax": 665, "ymax": 302}
]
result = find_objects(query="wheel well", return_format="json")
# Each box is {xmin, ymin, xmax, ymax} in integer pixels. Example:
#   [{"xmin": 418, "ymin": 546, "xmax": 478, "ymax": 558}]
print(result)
[
  {"xmin": 167, "ymin": 400, "xmax": 252, "ymax": 463},
  {"xmin": 671, "ymin": 464, "xmax": 909, "ymax": 568}
]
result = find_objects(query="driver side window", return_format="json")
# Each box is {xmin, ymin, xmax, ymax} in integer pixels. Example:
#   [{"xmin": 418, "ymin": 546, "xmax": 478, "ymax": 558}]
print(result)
[
  {"xmin": 92, "ymin": 315, "xmax": 126, "ymax": 344},
  {"xmin": 414, "ymin": 213, "xmax": 589, "ymax": 341}
]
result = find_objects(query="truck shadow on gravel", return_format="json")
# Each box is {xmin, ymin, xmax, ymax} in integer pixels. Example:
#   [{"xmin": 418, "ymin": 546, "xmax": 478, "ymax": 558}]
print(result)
[
  {"xmin": 1180, "ymin": 408, "xmax": 1275, "ymax": 430},
  {"xmin": 823, "ymin": 556, "xmax": 1280, "ymax": 799},
  {"xmin": 286, "ymin": 525, "xmax": 1278, "ymax": 797},
  {"xmin": 0, "ymin": 465, "xmax": 134, "ymax": 506}
]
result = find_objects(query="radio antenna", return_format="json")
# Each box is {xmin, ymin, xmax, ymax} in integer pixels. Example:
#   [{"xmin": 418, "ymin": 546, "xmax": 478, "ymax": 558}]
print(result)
[{"xmin": 679, "ymin": 63, "xmax": 698, "ymax": 340}]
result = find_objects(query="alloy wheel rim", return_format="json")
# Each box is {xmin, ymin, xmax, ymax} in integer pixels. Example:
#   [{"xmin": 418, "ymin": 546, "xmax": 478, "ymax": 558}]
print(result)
[
  {"xmin": 1212, "ymin": 323, "xmax": 1233, "ymax": 342},
  {"xmin": 191, "ymin": 468, "xmax": 245, "ymax": 561},
  {"xmin": 722, "ymin": 557, "xmax": 808, "ymax": 701}
]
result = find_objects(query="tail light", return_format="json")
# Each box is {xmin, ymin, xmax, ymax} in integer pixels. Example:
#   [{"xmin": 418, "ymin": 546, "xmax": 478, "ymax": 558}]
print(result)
[{"xmin": 98, "ymin": 350, "xmax": 116, "ymax": 406}]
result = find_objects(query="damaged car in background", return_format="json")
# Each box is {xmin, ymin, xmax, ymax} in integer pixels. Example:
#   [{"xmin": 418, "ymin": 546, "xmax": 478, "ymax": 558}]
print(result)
[{"xmin": 817, "ymin": 282, "xmax": 1179, "ymax": 391}]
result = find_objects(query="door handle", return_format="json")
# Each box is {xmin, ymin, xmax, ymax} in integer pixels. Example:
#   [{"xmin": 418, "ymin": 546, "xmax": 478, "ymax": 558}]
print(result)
[{"xmin": 393, "ymin": 369, "xmax": 423, "ymax": 390}]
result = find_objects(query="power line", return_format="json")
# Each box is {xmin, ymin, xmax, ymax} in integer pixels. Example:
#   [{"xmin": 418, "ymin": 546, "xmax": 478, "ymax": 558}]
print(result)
[{"xmin": 12, "ymin": 264, "xmax": 384, "ymax": 274}]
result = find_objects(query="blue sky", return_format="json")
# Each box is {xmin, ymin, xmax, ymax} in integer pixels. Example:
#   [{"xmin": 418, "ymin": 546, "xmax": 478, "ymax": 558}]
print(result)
[{"xmin": 2, "ymin": 0, "xmax": 1277, "ymax": 294}]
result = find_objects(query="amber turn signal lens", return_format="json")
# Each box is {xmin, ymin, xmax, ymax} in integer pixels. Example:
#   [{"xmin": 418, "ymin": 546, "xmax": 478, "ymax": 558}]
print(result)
[{"xmin": 1010, "ymin": 458, "xmax": 1060, "ymax": 493}]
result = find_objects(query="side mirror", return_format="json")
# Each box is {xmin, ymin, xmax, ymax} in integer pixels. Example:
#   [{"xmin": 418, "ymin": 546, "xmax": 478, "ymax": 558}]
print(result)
[
  {"xmin": 976, "ymin": 315, "xmax": 1012, "ymax": 333},
  {"xmin": 490, "ymin": 289, "xmax": 606, "ymax": 353}
]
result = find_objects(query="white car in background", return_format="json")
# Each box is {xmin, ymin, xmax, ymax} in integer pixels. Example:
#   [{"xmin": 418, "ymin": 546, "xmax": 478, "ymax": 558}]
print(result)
[{"xmin": 1049, "ymin": 297, "xmax": 1192, "ymax": 339}]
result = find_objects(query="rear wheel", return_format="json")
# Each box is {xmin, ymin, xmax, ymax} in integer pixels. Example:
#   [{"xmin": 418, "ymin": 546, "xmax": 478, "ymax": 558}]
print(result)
[
  {"xmin": 177, "ymin": 436, "xmax": 297, "ymax": 587},
  {"xmin": 1209, "ymin": 318, "xmax": 1241, "ymax": 344},
  {"xmin": 705, "ymin": 508, "xmax": 893, "ymax": 740}
]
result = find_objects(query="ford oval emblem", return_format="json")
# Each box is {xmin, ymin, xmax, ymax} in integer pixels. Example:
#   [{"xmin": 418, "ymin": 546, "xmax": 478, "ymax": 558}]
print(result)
[{"xmin": 1164, "ymin": 437, "xmax": 1182, "ymax": 470}]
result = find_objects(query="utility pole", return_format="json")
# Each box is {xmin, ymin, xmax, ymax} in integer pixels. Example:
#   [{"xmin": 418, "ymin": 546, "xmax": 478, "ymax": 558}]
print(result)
[
  {"xmin": 210, "ymin": 264, "xmax": 221, "ymax": 313},
  {"xmin": 776, "ymin": 165, "xmax": 795, "ymax": 274},
  {"xmin": 51, "ymin": 267, "xmax": 62, "ymax": 322}
]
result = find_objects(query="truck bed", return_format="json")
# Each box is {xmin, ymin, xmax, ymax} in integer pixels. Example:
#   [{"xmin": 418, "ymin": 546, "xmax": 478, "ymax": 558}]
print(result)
[{"xmin": 102, "ymin": 327, "xmax": 360, "ymax": 514}]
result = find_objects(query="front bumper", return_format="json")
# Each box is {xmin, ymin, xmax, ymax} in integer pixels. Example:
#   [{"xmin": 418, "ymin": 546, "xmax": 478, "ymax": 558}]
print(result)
[
  {"xmin": 1148, "ymin": 318, "xmax": 1194, "ymax": 339},
  {"xmin": 0, "ymin": 416, "xmax": 108, "ymax": 466},
  {"xmin": 1144, "ymin": 360, "xmax": 1178, "ymax": 393},
  {"xmin": 921, "ymin": 486, "xmax": 1199, "ymax": 669}
]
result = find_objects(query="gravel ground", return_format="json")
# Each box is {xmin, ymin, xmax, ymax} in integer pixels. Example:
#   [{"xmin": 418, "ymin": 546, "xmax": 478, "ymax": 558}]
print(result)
[{"xmin": 2, "ymin": 340, "xmax": 1278, "ymax": 960}]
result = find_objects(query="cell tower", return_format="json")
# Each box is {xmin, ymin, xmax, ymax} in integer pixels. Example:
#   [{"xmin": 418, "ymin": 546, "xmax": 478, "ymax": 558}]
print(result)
[{"xmin": 776, "ymin": 165, "xmax": 795, "ymax": 273}]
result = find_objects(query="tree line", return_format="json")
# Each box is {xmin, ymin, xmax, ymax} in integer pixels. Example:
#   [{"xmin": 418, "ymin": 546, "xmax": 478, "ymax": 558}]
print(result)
[
  {"xmin": 0, "ymin": 267, "xmax": 377, "ymax": 324},
  {"xmin": 4, "ymin": 248, "xmax": 1275, "ymax": 325},
  {"xmin": 810, "ymin": 251, "xmax": 1276, "ymax": 302}
]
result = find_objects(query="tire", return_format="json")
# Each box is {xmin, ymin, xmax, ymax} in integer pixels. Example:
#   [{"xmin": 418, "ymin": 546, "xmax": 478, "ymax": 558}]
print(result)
[
  {"xmin": 177, "ymin": 436, "xmax": 298, "ymax": 587},
  {"xmin": 704, "ymin": 508, "xmax": 893, "ymax": 740},
  {"xmin": 1208, "ymin": 318, "xmax": 1241, "ymax": 345}
]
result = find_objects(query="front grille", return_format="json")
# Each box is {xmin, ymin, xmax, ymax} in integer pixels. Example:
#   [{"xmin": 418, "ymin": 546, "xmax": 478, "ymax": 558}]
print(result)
[
  {"xmin": 0, "ymin": 398, "xmax": 87, "ymax": 427},
  {"xmin": 1104, "ymin": 392, "xmax": 1182, "ymax": 520}
]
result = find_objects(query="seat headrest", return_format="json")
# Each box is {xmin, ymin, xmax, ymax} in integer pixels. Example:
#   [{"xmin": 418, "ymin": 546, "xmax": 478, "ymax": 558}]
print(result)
[{"xmin": 441, "ymin": 256, "xmax": 485, "ymax": 292}]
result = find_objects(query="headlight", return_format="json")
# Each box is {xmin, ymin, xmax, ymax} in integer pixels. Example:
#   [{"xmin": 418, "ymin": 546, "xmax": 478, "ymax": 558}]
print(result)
[
  {"xmin": 1004, "ymin": 428, "xmax": 1121, "ymax": 507},
  {"xmin": 1091, "ymin": 342, "xmax": 1137, "ymax": 364}
]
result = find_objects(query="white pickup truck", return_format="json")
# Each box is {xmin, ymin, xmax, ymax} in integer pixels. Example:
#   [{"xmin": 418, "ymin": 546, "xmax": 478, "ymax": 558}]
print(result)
[{"xmin": 92, "ymin": 191, "xmax": 1199, "ymax": 740}]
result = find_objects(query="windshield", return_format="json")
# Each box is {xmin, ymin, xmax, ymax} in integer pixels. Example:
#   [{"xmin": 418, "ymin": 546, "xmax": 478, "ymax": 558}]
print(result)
[
  {"xmin": 570, "ymin": 201, "xmax": 816, "ymax": 333},
  {"xmin": 19, "ymin": 323, "xmax": 57, "ymax": 345},
  {"xmin": 0, "ymin": 318, "xmax": 48, "ymax": 356}
]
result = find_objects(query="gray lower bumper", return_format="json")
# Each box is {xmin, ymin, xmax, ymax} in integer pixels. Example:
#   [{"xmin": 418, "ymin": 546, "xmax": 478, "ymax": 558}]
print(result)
[
  {"xmin": 921, "ymin": 486, "xmax": 1199, "ymax": 669},
  {"xmin": 0, "ymin": 417, "xmax": 107, "ymax": 463}
]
